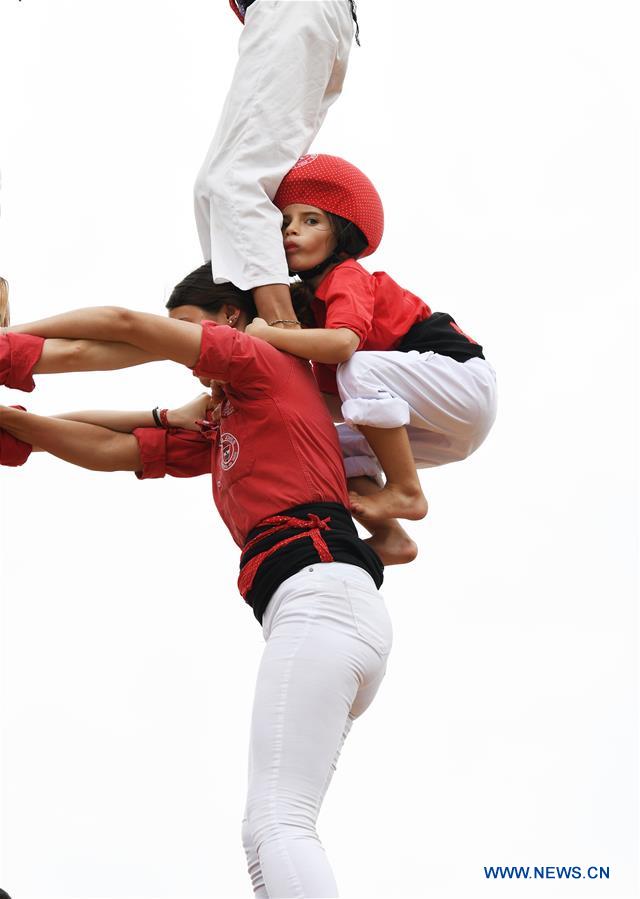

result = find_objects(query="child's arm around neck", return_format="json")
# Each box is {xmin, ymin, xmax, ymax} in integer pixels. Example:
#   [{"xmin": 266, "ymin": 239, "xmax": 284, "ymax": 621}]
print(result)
[{"xmin": 244, "ymin": 318, "xmax": 359, "ymax": 364}]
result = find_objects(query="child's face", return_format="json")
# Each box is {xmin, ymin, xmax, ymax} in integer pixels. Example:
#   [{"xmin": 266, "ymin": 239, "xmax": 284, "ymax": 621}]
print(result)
[{"xmin": 281, "ymin": 204, "xmax": 337, "ymax": 271}]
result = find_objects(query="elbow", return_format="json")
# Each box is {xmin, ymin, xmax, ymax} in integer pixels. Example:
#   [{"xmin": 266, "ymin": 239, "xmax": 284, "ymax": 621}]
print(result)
[
  {"xmin": 331, "ymin": 330, "xmax": 359, "ymax": 364},
  {"xmin": 101, "ymin": 305, "xmax": 137, "ymax": 340}
]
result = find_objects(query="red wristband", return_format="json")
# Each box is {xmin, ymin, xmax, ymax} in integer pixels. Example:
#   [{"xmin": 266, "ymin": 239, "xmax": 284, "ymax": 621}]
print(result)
[{"xmin": 159, "ymin": 408, "xmax": 170, "ymax": 429}]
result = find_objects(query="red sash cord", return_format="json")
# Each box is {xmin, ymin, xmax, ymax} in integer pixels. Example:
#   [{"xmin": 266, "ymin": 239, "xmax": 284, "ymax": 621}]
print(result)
[{"xmin": 238, "ymin": 513, "xmax": 334, "ymax": 599}]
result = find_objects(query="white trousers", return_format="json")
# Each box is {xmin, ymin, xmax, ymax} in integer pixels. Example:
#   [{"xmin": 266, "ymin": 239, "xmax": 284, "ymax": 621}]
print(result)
[
  {"xmin": 336, "ymin": 351, "xmax": 498, "ymax": 478},
  {"xmin": 241, "ymin": 562, "xmax": 393, "ymax": 897},
  {"xmin": 194, "ymin": 1, "xmax": 354, "ymax": 290}
]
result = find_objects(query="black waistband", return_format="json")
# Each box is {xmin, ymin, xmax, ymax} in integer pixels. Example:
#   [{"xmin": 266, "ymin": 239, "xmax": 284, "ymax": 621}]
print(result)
[
  {"xmin": 397, "ymin": 312, "xmax": 485, "ymax": 362},
  {"xmin": 240, "ymin": 502, "xmax": 384, "ymax": 625}
]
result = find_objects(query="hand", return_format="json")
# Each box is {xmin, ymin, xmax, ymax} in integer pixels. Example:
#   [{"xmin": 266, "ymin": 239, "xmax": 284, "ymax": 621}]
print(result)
[
  {"xmin": 244, "ymin": 317, "xmax": 271, "ymax": 341},
  {"xmin": 167, "ymin": 393, "xmax": 215, "ymax": 431}
]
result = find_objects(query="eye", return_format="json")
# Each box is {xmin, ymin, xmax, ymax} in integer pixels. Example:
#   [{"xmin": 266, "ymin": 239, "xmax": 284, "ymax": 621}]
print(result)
[{"xmin": 305, "ymin": 217, "xmax": 319, "ymax": 225}]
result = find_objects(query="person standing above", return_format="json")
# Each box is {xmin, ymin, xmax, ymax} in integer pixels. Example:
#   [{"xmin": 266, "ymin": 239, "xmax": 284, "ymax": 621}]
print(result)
[{"xmin": 194, "ymin": 1, "xmax": 359, "ymax": 327}]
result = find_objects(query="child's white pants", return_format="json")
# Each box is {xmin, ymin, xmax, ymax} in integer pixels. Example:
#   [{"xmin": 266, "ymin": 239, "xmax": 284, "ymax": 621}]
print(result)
[
  {"xmin": 336, "ymin": 351, "xmax": 498, "ymax": 478},
  {"xmin": 194, "ymin": 1, "xmax": 354, "ymax": 290},
  {"xmin": 241, "ymin": 562, "xmax": 392, "ymax": 897}
]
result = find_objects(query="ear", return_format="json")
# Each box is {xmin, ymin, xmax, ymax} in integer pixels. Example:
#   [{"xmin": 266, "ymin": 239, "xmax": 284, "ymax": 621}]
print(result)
[{"xmin": 224, "ymin": 304, "xmax": 240, "ymax": 327}]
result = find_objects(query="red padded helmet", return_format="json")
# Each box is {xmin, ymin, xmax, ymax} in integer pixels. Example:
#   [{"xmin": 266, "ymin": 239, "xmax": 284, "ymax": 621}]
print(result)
[{"xmin": 274, "ymin": 154, "xmax": 384, "ymax": 257}]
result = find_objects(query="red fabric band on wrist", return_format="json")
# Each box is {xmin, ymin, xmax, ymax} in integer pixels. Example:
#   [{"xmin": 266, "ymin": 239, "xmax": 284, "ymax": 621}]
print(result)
[
  {"xmin": 0, "ymin": 333, "xmax": 45, "ymax": 392},
  {"xmin": 0, "ymin": 406, "xmax": 32, "ymax": 467}
]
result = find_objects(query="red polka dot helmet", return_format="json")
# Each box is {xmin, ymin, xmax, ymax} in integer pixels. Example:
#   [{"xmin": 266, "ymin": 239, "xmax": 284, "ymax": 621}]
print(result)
[{"xmin": 274, "ymin": 154, "xmax": 384, "ymax": 258}]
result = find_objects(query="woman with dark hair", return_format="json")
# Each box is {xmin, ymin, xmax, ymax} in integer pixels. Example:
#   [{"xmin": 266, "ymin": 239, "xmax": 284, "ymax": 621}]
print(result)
[{"xmin": 1, "ymin": 264, "xmax": 391, "ymax": 898}]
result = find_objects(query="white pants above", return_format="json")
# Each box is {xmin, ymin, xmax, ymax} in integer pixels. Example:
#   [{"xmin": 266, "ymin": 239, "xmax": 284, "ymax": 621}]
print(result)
[
  {"xmin": 242, "ymin": 563, "xmax": 392, "ymax": 898},
  {"xmin": 194, "ymin": 1, "xmax": 354, "ymax": 290},
  {"xmin": 336, "ymin": 351, "xmax": 498, "ymax": 478}
]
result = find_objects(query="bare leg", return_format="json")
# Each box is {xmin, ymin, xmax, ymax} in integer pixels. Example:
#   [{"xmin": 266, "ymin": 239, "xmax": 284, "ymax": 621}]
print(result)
[
  {"xmin": 348, "ymin": 476, "xmax": 418, "ymax": 565},
  {"xmin": 252, "ymin": 284, "xmax": 300, "ymax": 327},
  {"xmin": 5, "ymin": 306, "xmax": 202, "ymax": 367},
  {"xmin": 349, "ymin": 425, "xmax": 428, "ymax": 523}
]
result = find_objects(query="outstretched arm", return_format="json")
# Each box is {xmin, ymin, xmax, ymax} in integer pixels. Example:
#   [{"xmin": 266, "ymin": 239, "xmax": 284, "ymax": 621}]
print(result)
[
  {"xmin": 5, "ymin": 307, "xmax": 202, "ymax": 368},
  {"xmin": 0, "ymin": 405, "xmax": 140, "ymax": 472},
  {"xmin": 33, "ymin": 338, "xmax": 163, "ymax": 375},
  {"xmin": 53, "ymin": 393, "xmax": 215, "ymax": 434}
]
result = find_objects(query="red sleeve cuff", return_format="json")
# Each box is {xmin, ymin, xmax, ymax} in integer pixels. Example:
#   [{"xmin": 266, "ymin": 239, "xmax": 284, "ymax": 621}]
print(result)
[
  {"xmin": 133, "ymin": 427, "xmax": 213, "ymax": 479},
  {"xmin": 133, "ymin": 427, "xmax": 168, "ymax": 479},
  {"xmin": 0, "ymin": 333, "xmax": 45, "ymax": 392},
  {"xmin": 192, "ymin": 320, "xmax": 231, "ymax": 382},
  {"xmin": 0, "ymin": 432, "xmax": 32, "ymax": 467},
  {"xmin": 323, "ymin": 316, "xmax": 368, "ymax": 349}
]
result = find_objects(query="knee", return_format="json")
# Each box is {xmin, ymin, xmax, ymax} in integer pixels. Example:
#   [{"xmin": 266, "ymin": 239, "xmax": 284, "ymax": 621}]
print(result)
[{"xmin": 337, "ymin": 352, "xmax": 379, "ymax": 399}]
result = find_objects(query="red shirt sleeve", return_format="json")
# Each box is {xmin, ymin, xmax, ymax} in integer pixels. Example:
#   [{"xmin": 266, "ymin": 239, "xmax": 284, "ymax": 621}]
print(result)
[
  {"xmin": 133, "ymin": 428, "xmax": 212, "ymax": 480},
  {"xmin": 193, "ymin": 321, "xmax": 287, "ymax": 394},
  {"xmin": 314, "ymin": 261, "xmax": 376, "ymax": 349}
]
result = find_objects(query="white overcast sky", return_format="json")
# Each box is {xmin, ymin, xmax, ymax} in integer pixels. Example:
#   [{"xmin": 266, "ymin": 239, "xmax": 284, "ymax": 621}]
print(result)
[{"xmin": 0, "ymin": 2, "xmax": 638, "ymax": 898}]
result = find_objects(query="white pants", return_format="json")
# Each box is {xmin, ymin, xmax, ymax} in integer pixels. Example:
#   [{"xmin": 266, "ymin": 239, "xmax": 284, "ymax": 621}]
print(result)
[
  {"xmin": 241, "ymin": 562, "xmax": 393, "ymax": 897},
  {"xmin": 194, "ymin": 1, "xmax": 354, "ymax": 290},
  {"xmin": 336, "ymin": 351, "xmax": 498, "ymax": 477}
]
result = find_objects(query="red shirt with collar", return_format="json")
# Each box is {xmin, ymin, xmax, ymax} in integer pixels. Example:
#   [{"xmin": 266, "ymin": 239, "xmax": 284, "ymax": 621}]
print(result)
[
  {"xmin": 311, "ymin": 259, "xmax": 432, "ymax": 394},
  {"xmin": 134, "ymin": 321, "xmax": 349, "ymax": 547}
]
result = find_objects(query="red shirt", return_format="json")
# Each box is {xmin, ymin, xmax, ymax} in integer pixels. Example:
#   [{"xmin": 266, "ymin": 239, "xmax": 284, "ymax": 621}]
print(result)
[
  {"xmin": 134, "ymin": 322, "xmax": 349, "ymax": 547},
  {"xmin": 311, "ymin": 259, "xmax": 432, "ymax": 394}
]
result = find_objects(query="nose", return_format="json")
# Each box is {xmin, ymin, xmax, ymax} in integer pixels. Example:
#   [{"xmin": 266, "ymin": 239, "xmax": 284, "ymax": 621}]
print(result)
[{"xmin": 283, "ymin": 221, "xmax": 298, "ymax": 236}]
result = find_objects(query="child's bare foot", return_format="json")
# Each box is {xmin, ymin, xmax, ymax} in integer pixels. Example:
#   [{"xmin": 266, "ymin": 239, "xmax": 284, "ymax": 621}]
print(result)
[
  {"xmin": 349, "ymin": 484, "xmax": 428, "ymax": 524},
  {"xmin": 364, "ymin": 526, "xmax": 418, "ymax": 566}
]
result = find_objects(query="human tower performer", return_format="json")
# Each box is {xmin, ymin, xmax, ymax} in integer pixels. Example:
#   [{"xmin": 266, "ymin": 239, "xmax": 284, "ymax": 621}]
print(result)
[
  {"xmin": 1, "ymin": 3, "xmax": 498, "ymax": 897},
  {"xmin": 1, "ymin": 153, "xmax": 497, "ymax": 538}
]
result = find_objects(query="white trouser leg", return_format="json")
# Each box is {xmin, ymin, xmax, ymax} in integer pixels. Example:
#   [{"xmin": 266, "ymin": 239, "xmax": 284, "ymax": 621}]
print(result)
[
  {"xmin": 241, "ymin": 563, "xmax": 392, "ymax": 898},
  {"xmin": 194, "ymin": 1, "xmax": 353, "ymax": 289},
  {"xmin": 336, "ymin": 351, "xmax": 498, "ymax": 469}
]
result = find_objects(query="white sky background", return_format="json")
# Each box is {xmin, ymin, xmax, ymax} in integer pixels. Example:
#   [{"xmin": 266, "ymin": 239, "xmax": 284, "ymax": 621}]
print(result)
[{"xmin": 0, "ymin": 1, "xmax": 638, "ymax": 897}]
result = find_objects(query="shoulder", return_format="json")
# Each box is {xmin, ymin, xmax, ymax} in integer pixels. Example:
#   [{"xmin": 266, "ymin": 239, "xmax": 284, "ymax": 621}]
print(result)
[{"xmin": 316, "ymin": 259, "xmax": 375, "ymax": 298}]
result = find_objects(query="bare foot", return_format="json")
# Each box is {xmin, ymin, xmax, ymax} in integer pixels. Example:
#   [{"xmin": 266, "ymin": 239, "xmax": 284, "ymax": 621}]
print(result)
[
  {"xmin": 349, "ymin": 484, "xmax": 428, "ymax": 524},
  {"xmin": 365, "ymin": 527, "xmax": 418, "ymax": 566}
]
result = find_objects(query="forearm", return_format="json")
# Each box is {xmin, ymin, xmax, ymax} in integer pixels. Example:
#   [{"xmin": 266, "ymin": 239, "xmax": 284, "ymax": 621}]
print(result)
[
  {"xmin": 257, "ymin": 325, "xmax": 359, "ymax": 364},
  {"xmin": 53, "ymin": 396, "xmax": 209, "ymax": 434},
  {"xmin": 252, "ymin": 284, "xmax": 299, "ymax": 327},
  {"xmin": 54, "ymin": 409, "xmax": 156, "ymax": 433},
  {"xmin": 0, "ymin": 406, "xmax": 141, "ymax": 471},
  {"xmin": 6, "ymin": 307, "xmax": 202, "ymax": 367},
  {"xmin": 33, "ymin": 339, "xmax": 162, "ymax": 375}
]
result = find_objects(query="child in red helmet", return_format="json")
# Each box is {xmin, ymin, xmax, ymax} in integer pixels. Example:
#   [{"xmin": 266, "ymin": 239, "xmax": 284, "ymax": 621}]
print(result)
[{"xmin": 241, "ymin": 153, "xmax": 498, "ymax": 526}]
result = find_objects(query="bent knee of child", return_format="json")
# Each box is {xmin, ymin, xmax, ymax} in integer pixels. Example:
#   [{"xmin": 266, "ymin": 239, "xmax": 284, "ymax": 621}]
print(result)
[{"xmin": 336, "ymin": 351, "xmax": 387, "ymax": 399}]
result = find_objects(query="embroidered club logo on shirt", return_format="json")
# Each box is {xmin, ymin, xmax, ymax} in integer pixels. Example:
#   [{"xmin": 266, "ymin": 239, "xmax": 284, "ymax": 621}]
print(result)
[{"xmin": 220, "ymin": 432, "xmax": 240, "ymax": 470}]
